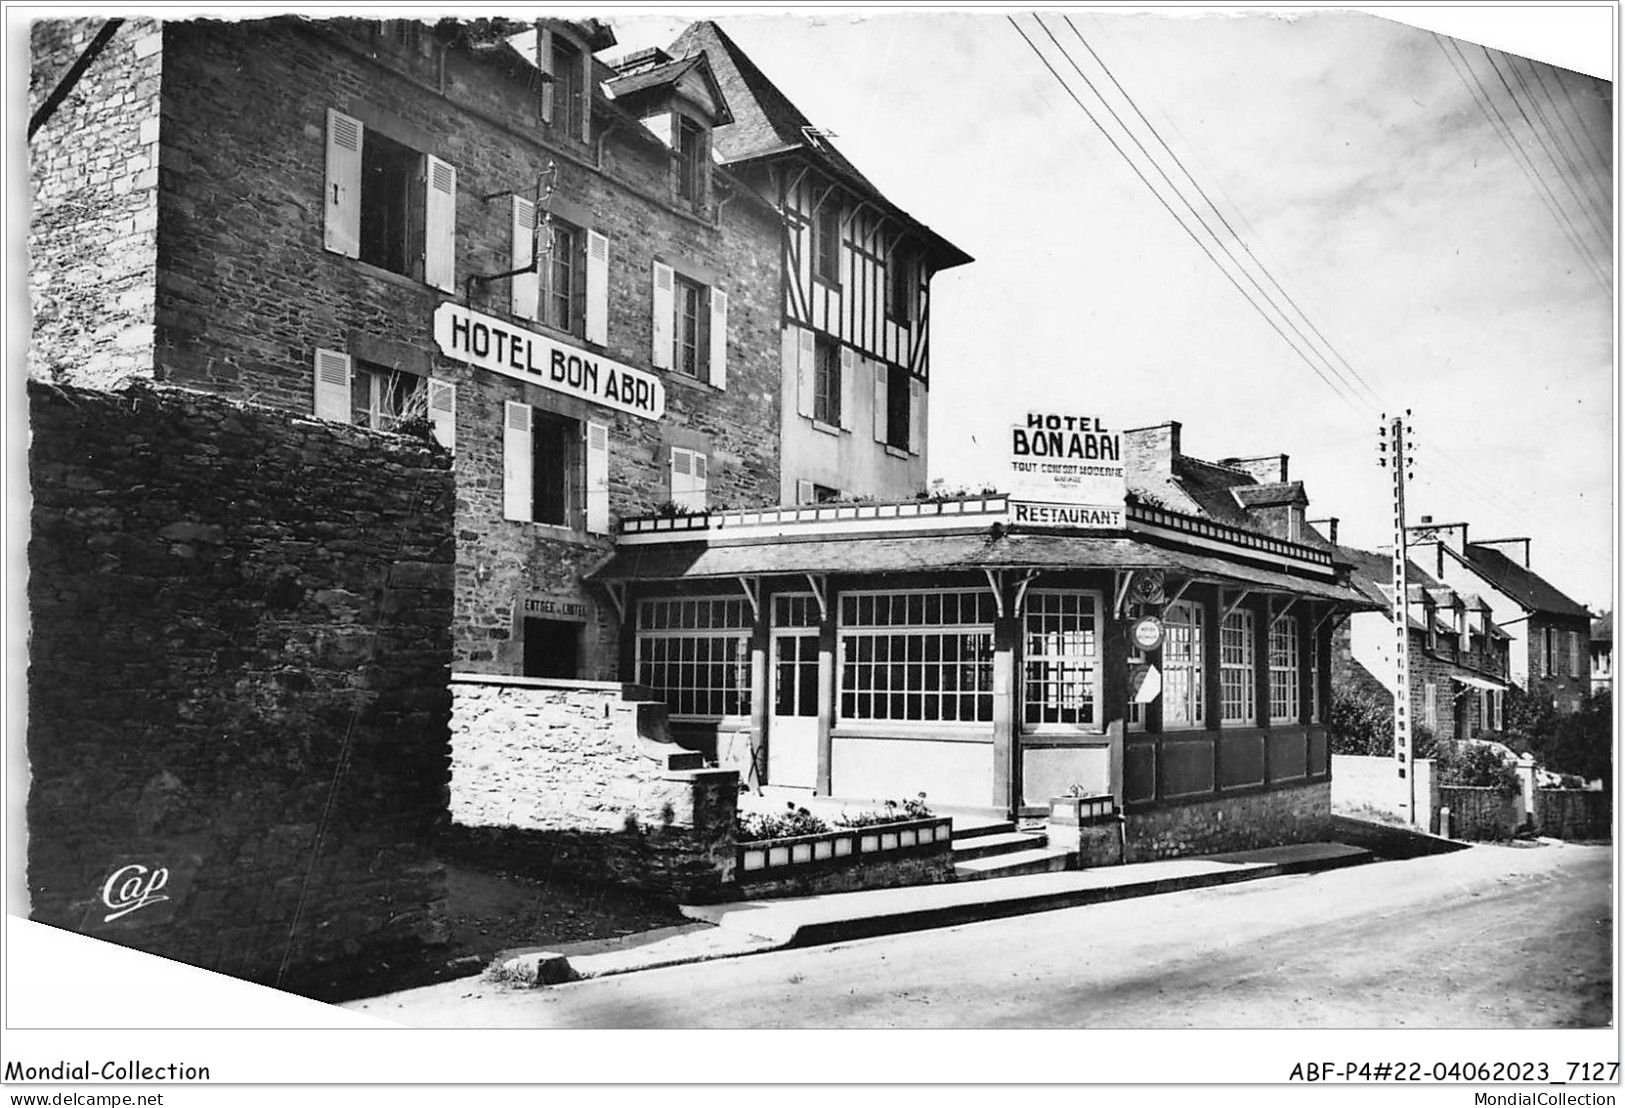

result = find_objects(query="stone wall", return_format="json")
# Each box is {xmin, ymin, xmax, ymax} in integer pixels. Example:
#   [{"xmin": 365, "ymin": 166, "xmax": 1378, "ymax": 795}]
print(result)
[
  {"xmin": 1535, "ymin": 789, "xmax": 1611, "ymax": 841},
  {"xmin": 1123, "ymin": 781, "xmax": 1333, "ymax": 862},
  {"xmin": 1438, "ymin": 786, "xmax": 1519, "ymax": 841},
  {"xmin": 447, "ymin": 676, "xmax": 737, "ymax": 900},
  {"xmin": 28, "ymin": 18, "xmax": 163, "ymax": 388},
  {"xmin": 25, "ymin": 380, "xmax": 456, "ymax": 996}
]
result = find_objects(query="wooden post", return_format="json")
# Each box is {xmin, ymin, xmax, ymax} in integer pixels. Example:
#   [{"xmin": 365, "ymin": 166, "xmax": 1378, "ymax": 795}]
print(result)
[
  {"xmin": 992, "ymin": 614, "xmax": 1018, "ymax": 814},
  {"xmin": 815, "ymin": 615, "xmax": 835, "ymax": 796}
]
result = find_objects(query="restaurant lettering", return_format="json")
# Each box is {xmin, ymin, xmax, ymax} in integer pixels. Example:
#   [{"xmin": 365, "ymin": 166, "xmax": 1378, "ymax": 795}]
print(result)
[
  {"xmin": 434, "ymin": 302, "xmax": 665, "ymax": 420},
  {"xmin": 1012, "ymin": 502, "xmax": 1125, "ymax": 528}
]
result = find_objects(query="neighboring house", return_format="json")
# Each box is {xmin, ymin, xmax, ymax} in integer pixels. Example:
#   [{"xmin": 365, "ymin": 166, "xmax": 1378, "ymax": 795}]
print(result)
[
  {"xmin": 1328, "ymin": 541, "xmax": 1512, "ymax": 743},
  {"xmin": 1405, "ymin": 519, "xmax": 1592, "ymax": 713},
  {"xmin": 29, "ymin": 16, "xmax": 965, "ymax": 682},
  {"xmin": 1590, "ymin": 612, "xmax": 1612, "ymax": 696}
]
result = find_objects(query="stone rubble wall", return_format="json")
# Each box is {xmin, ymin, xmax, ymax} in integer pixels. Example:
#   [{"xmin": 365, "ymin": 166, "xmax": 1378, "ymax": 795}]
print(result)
[
  {"xmin": 25, "ymin": 379, "xmax": 456, "ymax": 996},
  {"xmin": 1124, "ymin": 780, "xmax": 1333, "ymax": 862}
]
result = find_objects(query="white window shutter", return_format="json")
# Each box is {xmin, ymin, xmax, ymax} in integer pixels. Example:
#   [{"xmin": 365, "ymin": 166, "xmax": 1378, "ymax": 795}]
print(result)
[
  {"xmin": 585, "ymin": 421, "xmax": 610, "ymax": 535},
  {"xmin": 538, "ymin": 28, "xmax": 555, "ymax": 124},
  {"xmin": 651, "ymin": 261, "xmax": 675, "ymax": 369},
  {"xmin": 424, "ymin": 155, "xmax": 457, "ymax": 292},
  {"xmin": 796, "ymin": 479, "xmax": 816, "ymax": 505},
  {"xmin": 642, "ymin": 111, "xmax": 674, "ymax": 149},
  {"xmin": 503, "ymin": 401, "xmax": 533, "ymax": 522},
  {"xmin": 583, "ymin": 230, "xmax": 609, "ymax": 345},
  {"xmin": 324, "ymin": 109, "xmax": 362, "ymax": 259},
  {"xmin": 708, "ymin": 288, "xmax": 728, "ymax": 389},
  {"xmin": 796, "ymin": 329, "xmax": 816, "ymax": 417},
  {"xmin": 838, "ymin": 347, "xmax": 856, "ymax": 431},
  {"xmin": 908, "ymin": 377, "xmax": 925, "ymax": 455},
  {"xmin": 428, "ymin": 379, "xmax": 456, "ymax": 451},
  {"xmin": 313, "ymin": 348, "xmax": 352, "ymax": 422},
  {"xmin": 872, "ymin": 363, "xmax": 888, "ymax": 444},
  {"xmin": 511, "ymin": 196, "xmax": 539, "ymax": 321},
  {"xmin": 693, "ymin": 452, "xmax": 708, "ymax": 490}
]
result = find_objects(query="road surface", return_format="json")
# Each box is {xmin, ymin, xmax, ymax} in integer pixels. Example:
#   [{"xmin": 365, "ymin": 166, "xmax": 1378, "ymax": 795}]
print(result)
[{"xmin": 354, "ymin": 839, "xmax": 1612, "ymax": 1030}]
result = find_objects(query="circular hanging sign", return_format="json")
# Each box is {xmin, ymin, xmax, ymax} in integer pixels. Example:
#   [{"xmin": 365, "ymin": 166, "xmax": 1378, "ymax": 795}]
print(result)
[{"xmin": 1130, "ymin": 615, "xmax": 1165, "ymax": 652}]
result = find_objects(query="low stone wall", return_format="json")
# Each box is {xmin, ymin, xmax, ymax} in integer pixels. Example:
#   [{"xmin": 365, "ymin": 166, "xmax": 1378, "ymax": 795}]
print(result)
[
  {"xmin": 26, "ymin": 380, "xmax": 455, "ymax": 996},
  {"xmin": 1535, "ymin": 790, "xmax": 1611, "ymax": 841},
  {"xmin": 734, "ymin": 819, "xmax": 955, "ymax": 899},
  {"xmin": 1438, "ymin": 786, "xmax": 1518, "ymax": 841},
  {"xmin": 446, "ymin": 676, "xmax": 737, "ymax": 901},
  {"xmin": 1124, "ymin": 780, "xmax": 1333, "ymax": 862}
]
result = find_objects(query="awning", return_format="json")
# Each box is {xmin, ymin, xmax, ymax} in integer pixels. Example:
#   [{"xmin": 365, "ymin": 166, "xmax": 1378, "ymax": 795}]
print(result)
[
  {"xmin": 587, "ymin": 530, "xmax": 1376, "ymax": 607},
  {"xmin": 1451, "ymin": 673, "xmax": 1509, "ymax": 691}
]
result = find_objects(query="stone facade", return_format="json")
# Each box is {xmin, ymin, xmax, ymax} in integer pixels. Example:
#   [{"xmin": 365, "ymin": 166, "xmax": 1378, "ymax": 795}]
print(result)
[
  {"xmin": 28, "ymin": 18, "xmax": 164, "ymax": 389},
  {"xmin": 447, "ymin": 676, "xmax": 737, "ymax": 900},
  {"xmin": 1123, "ymin": 780, "xmax": 1333, "ymax": 862},
  {"xmin": 25, "ymin": 380, "xmax": 455, "ymax": 995}
]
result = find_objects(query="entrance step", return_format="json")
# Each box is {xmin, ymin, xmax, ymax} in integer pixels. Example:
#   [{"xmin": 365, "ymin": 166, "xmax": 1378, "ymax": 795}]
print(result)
[
  {"xmin": 950, "ymin": 819, "xmax": 1019, "ymax": 840},
  {"xmin": 953, "ymin": 844, "xmax": 1077, "ymax": 881},
  {"xmin": 952, "ymin": 829, "xmax": 1049, "ymax": 862}
]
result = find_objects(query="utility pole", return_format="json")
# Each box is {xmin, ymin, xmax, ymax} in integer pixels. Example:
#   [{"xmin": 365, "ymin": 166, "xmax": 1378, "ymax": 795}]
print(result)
[{"xmin": 1380, "ymin": 411, "xmax": 1416, "ymax": 825}]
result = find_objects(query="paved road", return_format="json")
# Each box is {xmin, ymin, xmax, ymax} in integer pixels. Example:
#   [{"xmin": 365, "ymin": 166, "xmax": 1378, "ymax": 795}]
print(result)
[{"xmin": 356, "ymin": 840, "xmax": 1612, "ymax": 1030}]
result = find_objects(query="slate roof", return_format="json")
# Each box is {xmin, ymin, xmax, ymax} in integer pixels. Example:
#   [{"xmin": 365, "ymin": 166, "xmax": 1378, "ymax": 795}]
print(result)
[
  {"xmin": 668, "ymin": 20, "xmax": 972, "ymax": 270},
  {"xmin": 1233, "ymin": 481, "xmax": 1308, "ymax": 509},
  {"xmin": 591, "ymin": 530, "xmax": 1373, "ymax": 605},
  {"xmin": 1462, "ymin": 543, "xmax": 1591, "ymax": 618}
]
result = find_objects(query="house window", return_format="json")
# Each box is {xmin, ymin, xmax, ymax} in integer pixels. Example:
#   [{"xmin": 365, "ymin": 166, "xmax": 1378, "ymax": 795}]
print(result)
[
  {"xmin": 1126, "ymin": 639, "xmax": 1148, "ymax": 731},
  {"xmin": 635, "ymin": 597, "xmax": 752, "ymax": 719},
  {"xmin": 669, "ymin": 447, "xmax": 708, "ymax": 512},
  {"xmin": 673, "ymin": 274, "xmax": 705, "ymax": 378},
  {"xmin": 551, "ymin": 36, "xmax": 586, "ymax": 140},
  {"xmin": 351, "ymin": 361, "xmax": 424, "ymax": 432},
  {"xmin": 1163, "ymin": 601, "xmax": 1205, "ymax": 729},
  {"xmin": 675, "ymin": 115, "xmax": 706, "ymax": 203},
  {"xmin": 839, "ymin": 590, "xmax": 997, "ymax": 725},
  {"xmin": 530, "ymin": 409, "xmax": 580, "ymax": 527},
  {"xmin": 813, "ymin": 337, "xmax": 841, "ymax": 425},
  {"xmin": 886, "ymin": 251, "xmax": 912, "ymax": 322},
  {"xmin": 1543, "ymin": 627, "xmax": 1555, "ymax": 677},
  {"xmin": 795, "ymin": 480, "xmax": 840, "ymax": 505},
  {"xmin": 1023, "ymin": 590, "xmax": 1103, "ymax": 730},
  {"xmin": 886, "ymin": 365, "xmax": 911, "ymax": 450},
  {"xmin": 543, "ymin": 220, "xmax": 580, "ymax": 333},
  {"xmin": 1221, "ymin": 609, "xmax": 1256, "ymax": 725},
  {"xmin": 359, "ymin": 129, "xmax": 420, "ymax": 277},
  {"xmin": 1268, "ymin": 616, "xmax": 1300, "ymax": 723},
  {"xmin": 1424, "ymin": 681, "xmax": 1438, "ymax": 732},
  {"xmin": 813, "ymin": 203, "xmax": 841, "ymax": 283},
  {"xmin": 1569, "ymin": 630, "xmax": 1582, "ymax": 678}
]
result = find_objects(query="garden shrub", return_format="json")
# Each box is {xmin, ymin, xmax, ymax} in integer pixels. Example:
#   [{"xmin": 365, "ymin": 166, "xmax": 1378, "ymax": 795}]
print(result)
[
  {"xmin": 1328, "ymin": 687, "xmax": 1394, "ymax": 756},
  {"xmin": 1434, "ymin": 739, "xmax": 1520, "ymax": 798}
]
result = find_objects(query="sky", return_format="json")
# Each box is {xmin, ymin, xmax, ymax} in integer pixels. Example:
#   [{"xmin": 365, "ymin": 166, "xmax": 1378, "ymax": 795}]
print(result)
[{"xmin": 606, "ymin": 5, "xmax": 1616, "ymax": 613}]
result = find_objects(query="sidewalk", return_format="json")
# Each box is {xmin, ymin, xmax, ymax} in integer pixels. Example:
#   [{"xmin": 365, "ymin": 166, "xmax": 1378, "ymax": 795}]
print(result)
[{"xmin": 472, "ymin": 840, "xmax": 1370, "ymax": 989}]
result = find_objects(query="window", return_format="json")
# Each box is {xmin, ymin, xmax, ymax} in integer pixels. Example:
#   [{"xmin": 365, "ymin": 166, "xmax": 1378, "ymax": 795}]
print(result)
[
  {"xmin": 635, "ymin": 597, "xmax": 752, "ymax": 719},
  {"xmin": 1543, "ymin": 627, "xmax": 1555, "ymax": 677},
  {"xmin": 675, "ymin": 115, "xmax": 706, "ymax": 203},
  {"xmin": 550, "ymin": 36, "xmax": 586, "ymax": 140},
  {"xmin": 673, "ymin": 274, "xmax": 705, "ymax": 378},
  {"xmin": 1163, "ymin": 601, "xmax": 1205, "ymax": 729},
  {"xmin": 813, "ymin": 337, "xmax": 841, "ymax": 426},
  {"xmin": 1268, "ymin": 616, "xmax": 1300, "ymax": 723},
  {"xmin": 1023, "ymin": 591, "xmax": 1103, "ymax": 729},
  {"xmin": 325, "ymin": 109, "xmax": 456, "ymax": 292},
  {"xmin": 543, "ymin": 220, "xmax": 579, "ymax": 333},
  {"xmin": 813, "ymin": 203, "xmax": 840, "ymax": 283},
  {"xmin": 669, "ymin": 447, "xmax": 708, "ymax": 512},
  {"xmin": 503, "ymin": 401, "xmax": 609, "ymax": 534},
  {"xmin": 1221, "ymin": 609, "xmax": 1256, "ymax": 725},
  {"xmin": 886, "ymin": 365, "xmax": 911, "ymax": 450},
  {"xmin": 1424, "ymin": 681, "xmax": 1438, "ymax": 732},
  {"xmin": 1569, "ymin": 630, "xmax": 1582, "ymax": 678},
  {"xmin": 652, "ymin": 262, "xmax": 727, "ymax": 386},
  {"xmin": 351, "ymin": 361, "xmax": 424, "ymax": 432},
  {"xmin": 795, "ymin": 480, "xmax": 840, "ymax": 505},
  {"xmin": 839, "ymin": 590, "xmax": 996, "ymax": 725},
  {"xmin": 886, "ymin": 251, "xmax": 913, "ymax": 322},
  {"xmin": 1309, "ymin": 631, "xmax": 1321, "ymax": 724}
]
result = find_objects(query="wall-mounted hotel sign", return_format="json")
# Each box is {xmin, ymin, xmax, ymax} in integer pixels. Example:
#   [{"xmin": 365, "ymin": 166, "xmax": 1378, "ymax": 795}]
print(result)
[
  {"xmin": 1008, "ymin": 412, "xmax": 1126, "ymax": 529},
  {"xmin": 434, "ymin": 302, "xmax": 665, "ymax": 421}
]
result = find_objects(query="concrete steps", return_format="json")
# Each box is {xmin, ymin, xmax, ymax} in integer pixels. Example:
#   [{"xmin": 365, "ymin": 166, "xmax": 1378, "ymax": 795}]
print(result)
[{"xmin": 950, "ymin": 819, "xmax": 1074, "ymax": 880}]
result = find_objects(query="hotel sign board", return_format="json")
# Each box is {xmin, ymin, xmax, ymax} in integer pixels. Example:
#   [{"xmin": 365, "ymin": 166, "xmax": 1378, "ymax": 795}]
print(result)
[
  {"xmin": 433, "ymin": 302, "xmax": 665, "ymax": 421},
  {"xmin": 1008, "ymin": 412, "xmax": 1126, "ymax": 529}
]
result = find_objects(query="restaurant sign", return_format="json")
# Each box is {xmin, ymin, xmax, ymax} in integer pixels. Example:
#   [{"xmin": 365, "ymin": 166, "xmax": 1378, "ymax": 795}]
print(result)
[
  {"xmin": 1008, "ymin": 412, "xmax": 1126, "ymax": 529},
  {"xmin": 433, "ymin": 302, "xmax": 664, "ymax": 420}
]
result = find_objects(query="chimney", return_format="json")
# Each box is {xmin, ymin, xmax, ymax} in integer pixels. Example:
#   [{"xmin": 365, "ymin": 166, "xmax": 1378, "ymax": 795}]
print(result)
[
  {"xmin": 1220, "ymin": 454, "xmax": 1290, "ymax": 484},
  {"xmin": 1123, "ymin": 421, "xmax": 1181, "ymax": 482},
  {"xmin": 1309, "ymin": 517, "xmax": 1338, "ymax": 544}
]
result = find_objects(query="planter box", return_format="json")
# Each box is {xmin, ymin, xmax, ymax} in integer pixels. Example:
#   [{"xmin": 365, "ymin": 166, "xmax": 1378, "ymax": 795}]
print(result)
[
  {"xmin": 1050, "ymin": 794, "xmax": 1117, "ymax": 826},
  {"xmin": 736, "ymin": 816, "xmax": 954, "ymax": 880}
]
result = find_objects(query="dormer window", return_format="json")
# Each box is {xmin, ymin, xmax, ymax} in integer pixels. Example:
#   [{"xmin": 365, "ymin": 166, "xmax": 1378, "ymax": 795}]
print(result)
[
  {"xmin": 549, "ymin": 36, "xmax": 586, "ymax": 140},
  {"xmin": 675, "ymin": 115, "xmax": 706, "ymax": 203}
]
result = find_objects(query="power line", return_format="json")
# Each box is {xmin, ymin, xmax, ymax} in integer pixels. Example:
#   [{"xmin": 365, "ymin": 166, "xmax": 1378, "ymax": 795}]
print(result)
[
  {"xmin": 1007, "ymin": 14, "xmax": 1374, "ymax": 414},
  {"xmin": 1525, "ymin": 58, "xmax": 1613, "ymax": 214},
  {"xmin": 1542, "ymin": 62, "xmax": 1612, "ymax": 184}
]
